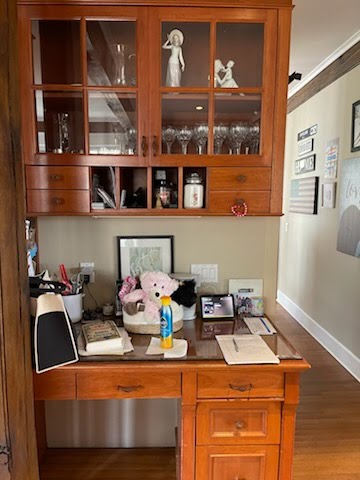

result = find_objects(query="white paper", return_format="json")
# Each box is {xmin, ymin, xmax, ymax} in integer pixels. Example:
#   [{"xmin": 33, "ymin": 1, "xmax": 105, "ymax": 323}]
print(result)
[
  {"xmin": 146, "ymin": 337, "xmax": 188, "ymax": 358},
  {"xmin": 243, "ymin": 317, "xmax": 276, "ymax": 335},
  {"xmin": 216, "ymin": 334, "xmax": 279, "ymax": 365}
]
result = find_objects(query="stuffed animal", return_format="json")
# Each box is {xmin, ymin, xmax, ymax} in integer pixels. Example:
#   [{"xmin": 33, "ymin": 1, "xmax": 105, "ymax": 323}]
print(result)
[{"xmin": 123, "ymin": 271, "xmax": 181, "ymax": 323}]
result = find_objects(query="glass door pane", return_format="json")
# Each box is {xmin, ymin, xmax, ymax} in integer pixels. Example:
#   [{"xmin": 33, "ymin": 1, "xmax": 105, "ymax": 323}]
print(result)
[
  {"xmin": 216, "ymin": 23, "xmax": 264, "ymax": 88},
  {"xmin": 32, "ymin": 20, "xmax": 81, "ymax": 85},
  {"xmin": 161, "ymin": 22, "xmax": 210, "ymax": 87},
  {"xmin": 214, "ymin": 93, "xmax": 261, "ymax": 154},
  {"xmin": 88, "ymin": 92, "xmax": 137, "ymax": 155},
  {"xmin": 162, "ymin": 94, "xmax": 208, "ymax": 155},
  {"xmin": 87, "ymin": 21, "xmax": 137, "ymax": 87},
  {"xmin": 35, "ymin": 91, "xmax": 84, "ymax": 153}
]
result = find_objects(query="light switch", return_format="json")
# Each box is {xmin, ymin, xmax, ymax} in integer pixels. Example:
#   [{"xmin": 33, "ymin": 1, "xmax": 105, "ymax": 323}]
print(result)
[{"xmin": 191, "ymin": 264, "xmax": 218, "ymax": 283}]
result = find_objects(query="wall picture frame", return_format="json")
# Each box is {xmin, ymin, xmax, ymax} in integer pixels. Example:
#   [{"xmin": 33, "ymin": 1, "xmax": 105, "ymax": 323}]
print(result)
[
  {"xmin": 321, "ymin": 182, "xmax": 336, "ymax": 209},
  {"xmin": 351, "ymin": 100, "xmax": 360, "ymax": 152},
  {"xmin": 117, "ymin": 235, "xmax": 174, "ymax": 279}
]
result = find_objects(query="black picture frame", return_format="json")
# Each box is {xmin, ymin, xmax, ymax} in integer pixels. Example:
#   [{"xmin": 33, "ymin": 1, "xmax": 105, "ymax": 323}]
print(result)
[
  {"xmin": 351, "ymin": 99, "xmax": 360, "ymax": 152},
  {"xmin": 117, "ymin": 235, "xmax": 174, "ymax": 279}
]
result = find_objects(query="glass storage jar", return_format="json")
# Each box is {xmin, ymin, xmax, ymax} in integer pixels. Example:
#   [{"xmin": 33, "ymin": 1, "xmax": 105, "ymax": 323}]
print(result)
[{"xmin": 184, "ymin": 172, "xmax": 204, "ymax": 209}]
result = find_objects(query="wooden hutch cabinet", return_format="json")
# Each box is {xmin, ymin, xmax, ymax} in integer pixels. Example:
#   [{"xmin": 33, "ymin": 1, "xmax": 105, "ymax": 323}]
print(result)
[{"xmin": 18, "ymin": 0, "xmax": 292, "ymax": 217}]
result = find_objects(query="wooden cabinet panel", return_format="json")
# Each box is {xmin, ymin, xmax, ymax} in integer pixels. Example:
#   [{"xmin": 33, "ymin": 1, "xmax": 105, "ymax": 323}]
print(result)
[
  {"xmin": 33, "ymin": 370, "xmax": 76, "ymax": 400},
  {"xmin": 209, "ymin": 168, "xmax": 271, "ymax": 191},
  {"xmin": 77, "ymin": 371, "xmax": 181, "ymax": 399},
  {"xmin": 208, "ymin": 191, "xmax": 270, "ymax": 214},
  {"xmin": 26, "ymin": 166, "xmax": 89, "ymax": 190},
  {"xmin": 196, "ymin": 401, "xmax": 281, "ymax": 445},
  {"xmin": 197, "ymin": 371, "xmax": 284, "ymax": 399},
  {"xmin": 27, "ymin": 190, "xmax": 90, "ymax": 213},
  {"xmin": 196, "ymin": 445, "xmax": 279, "ymax": 480}
]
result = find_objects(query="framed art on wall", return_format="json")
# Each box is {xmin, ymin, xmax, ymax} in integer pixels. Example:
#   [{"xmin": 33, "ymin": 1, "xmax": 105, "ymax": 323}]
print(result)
[
  {"xmin": 117, "ymin": 235, "xmax": 174, "ymax": 279},
  {"xmin": 351, "ymin": 100, "xmax": 360, "ymax": 152}
]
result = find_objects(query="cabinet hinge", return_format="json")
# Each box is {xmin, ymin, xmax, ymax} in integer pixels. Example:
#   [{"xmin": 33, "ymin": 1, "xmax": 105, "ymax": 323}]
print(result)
[{"xmin": 0, "ymin": 445, "xmax": 11, "ymax": 465}]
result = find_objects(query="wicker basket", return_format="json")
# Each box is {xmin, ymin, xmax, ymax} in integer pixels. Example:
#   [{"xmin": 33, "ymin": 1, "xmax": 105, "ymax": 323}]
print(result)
[{"xmin": 123, "ymin": 302, "xmax": 183, "ymax": 335}]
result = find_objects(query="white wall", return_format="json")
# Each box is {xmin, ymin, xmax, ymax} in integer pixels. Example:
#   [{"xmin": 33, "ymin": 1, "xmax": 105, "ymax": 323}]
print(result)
[
  {"xmin": 38, "ymin": 215, "xmax": 280, "ymax": 446},
  {"xmin": 278, "ymin": 64, "xmax": 360, "ymax": 377}
]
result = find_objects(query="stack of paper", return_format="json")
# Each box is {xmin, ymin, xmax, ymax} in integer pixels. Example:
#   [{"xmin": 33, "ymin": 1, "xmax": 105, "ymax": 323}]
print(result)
[
  {"xmin": 216, "ymin": 334, "xmax": 279, "ymax": 365},
  {"xmin": 243, "ymin": 317, "xmax": 276, "ymax": 335}
]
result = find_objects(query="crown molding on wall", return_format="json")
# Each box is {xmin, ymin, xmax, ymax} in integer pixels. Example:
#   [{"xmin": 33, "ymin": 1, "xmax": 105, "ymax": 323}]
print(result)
[
  {"xmin": 288, "ymin": 28, "xmax": 360, "ymax": 98},
  {"xmin": 277, "ymin": 290, "xmax": 360, "ymax": 382}
]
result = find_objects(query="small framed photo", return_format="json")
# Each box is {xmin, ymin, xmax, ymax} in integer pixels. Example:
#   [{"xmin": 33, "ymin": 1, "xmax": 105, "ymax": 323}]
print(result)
[
  {"xmin": 351, "ymin": 100, "xmax": 360, "ymax": 152},
  {"xmin": 321, "ymin": 182, "xmax": 336, "ymax": 209},
  {"xmin": 117, "ymin": 235, "xmax": 174, "ymax": 279}
]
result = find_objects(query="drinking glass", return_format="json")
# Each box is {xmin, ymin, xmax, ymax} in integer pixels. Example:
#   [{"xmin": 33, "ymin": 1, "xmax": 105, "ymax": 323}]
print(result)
[
  {"xmin": 213, "ymin": 124, "xmax": 229, "ymax": 154},
  {"xmin": 228, "ymin": 122, "xmax": 248, "ymax": 155},
  {"xmin": 176, "ymin": 126, "xmax": 193, "ymax": 154},
  {"xmin": 126, "ymin": 127, "xmax": 137, "ymax": 155},
  {"xmin": 246, "ymin": 123, "xmax": 260, "ymax": 154},
  {"xmin": 192, "ymin": 123, "xmax": 208, "ymax": 155},
  {"xmin": 162, "ymin": 125, "xmax": 177, "ymax": 154}
]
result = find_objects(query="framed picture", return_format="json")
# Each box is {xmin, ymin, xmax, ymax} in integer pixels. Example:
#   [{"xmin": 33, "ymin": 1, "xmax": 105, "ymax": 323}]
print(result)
[
  {"xmin": 321, "ymin": 182, "xmax": 336, "ymax": 209},
  {"xmin": 228, "ymin": 278, "xmax": 263, "ymax": 314},
  {"xmin": 117, "ymin": 235, "xmax": 174, "ymax": 279},
  {"xmin": 351, "ymin": 100, "xmax": 360, "ymax": 152}
]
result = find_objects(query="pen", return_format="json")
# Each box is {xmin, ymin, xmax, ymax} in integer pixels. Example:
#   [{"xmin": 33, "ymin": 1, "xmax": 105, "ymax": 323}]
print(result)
[
  {"xmin": 260, "ymin": 317, "xmax": 271, "ymax": 333},
  {"xmin": 232, "ymin": 338, "xmax": 239, "ymax": 352}
]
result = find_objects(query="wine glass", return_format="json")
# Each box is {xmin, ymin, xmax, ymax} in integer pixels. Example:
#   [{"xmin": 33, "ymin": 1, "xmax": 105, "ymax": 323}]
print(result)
[
  {"xmin": 192, "ymin": 123, "xmax": 208, "ymax": 155},
  {"xmin": 176, "ymin": 126, "xmax": 193, "ymax": 155},
  {"xmin": 162, "ymin": 125, "xmax": 177, "ymax": 154},
  {"xmin": 228, "ymin": 122, "xmax": 248, "ymax": 155},
  {"xmin": 246, "ymin": 123, "xmax": 260, "ymax": 154},
  {"xmin": 213, "ymin": 124, "xmax": 229, "ymax": 154},
  {"xmin": 126, "ymin": 127, "xmax": 137, "ymax": 155}
]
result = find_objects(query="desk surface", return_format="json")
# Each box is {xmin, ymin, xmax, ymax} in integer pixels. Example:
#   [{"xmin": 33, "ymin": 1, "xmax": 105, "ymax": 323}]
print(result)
[{"xmin": 76, "ymin": 316, "xmax": 303, "ymax": 363}]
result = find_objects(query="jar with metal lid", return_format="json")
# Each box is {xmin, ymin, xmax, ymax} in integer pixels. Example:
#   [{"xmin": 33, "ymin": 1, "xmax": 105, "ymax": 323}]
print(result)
[{"xmin": 184, "ymin": 172, "xmax": 204, "ymax": 209}]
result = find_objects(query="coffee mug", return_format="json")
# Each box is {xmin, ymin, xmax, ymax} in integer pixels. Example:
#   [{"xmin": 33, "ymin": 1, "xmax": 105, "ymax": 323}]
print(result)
[{"xmin": 62, "ymin": 293, "xmax": 84, "ymax": 323}]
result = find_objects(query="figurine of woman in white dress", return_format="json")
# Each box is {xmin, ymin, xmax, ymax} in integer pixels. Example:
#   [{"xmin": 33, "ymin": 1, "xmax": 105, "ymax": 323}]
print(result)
[
  {"xmin": 215, "ymin": 59, "xmax": 238, "ymax": 88},
  {"xmin": 163, "ymin": 29, "xmax": 185, "ymax": 87}
]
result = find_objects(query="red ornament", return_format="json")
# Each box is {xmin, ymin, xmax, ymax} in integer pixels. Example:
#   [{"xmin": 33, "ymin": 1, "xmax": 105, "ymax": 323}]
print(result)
[{"xmin": 231, "ymin": 202, "xmax": 248, "ymax": 217}]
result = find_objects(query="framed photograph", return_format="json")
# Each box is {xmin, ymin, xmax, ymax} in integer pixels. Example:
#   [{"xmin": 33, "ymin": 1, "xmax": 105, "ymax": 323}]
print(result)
[
  {"xmin": 351, "ymin": 100, "xmax": 360, "ymax": 152},
  {"xmin": 322, "ymin": 182, "xmax": 336, "ymax": 209},
  {"xmin": 117, "ymin": 235, "xmax": 174, "ymax": 279},
  {"xmin": 228, "ymin": 278, "xmax": 263, "ymax": 314}
]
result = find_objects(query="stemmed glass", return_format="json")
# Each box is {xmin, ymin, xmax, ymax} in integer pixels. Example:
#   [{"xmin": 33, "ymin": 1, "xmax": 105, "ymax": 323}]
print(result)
[
  {"xmin": 246, "ymin": 123, "xmax": 260, "ymax": 154},
  {"xmin": 228, "ymin": 122, "xmax": 248, "ymax": 155},
  {"xmin": 162, "ymin": 125, "xmax": 177, "ymax": 154},
  {"xmin": 126, "ymin": 127, "xmax": 137, "ymax": 155},
  {"xmin": 192, "ymin": 123, "xmax": 208, "ymax": 155},
  {"xmin": 213, "ymin": 124, "xmax": 229, "ymax": 154},
  {"xmin": 176, "ymin": 126, "xmax": 193, "ymax": 154}
]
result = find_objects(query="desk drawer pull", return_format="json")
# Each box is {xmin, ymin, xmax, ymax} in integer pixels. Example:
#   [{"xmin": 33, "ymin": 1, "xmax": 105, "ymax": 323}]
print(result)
[
  {"xmin": 117, "ymin": 385, "xmax": 143, "ymax": 393},
  {"xmin": 235, "ymin": 420, "xmax": 246, "ymax": 430},
  {"xmin": 51, "ymin": 197, "xmax": 65, "ymax": 205},
  {"xmin": 237, "ymin": 175, "xmax": 247, "ymax": 182},
  {"xmin": 50, "ymin": 174, "xmax": 63, "ymax": 182},
  {"xmin": 229, "ymin": 383, "xmax": 253, "ymax": 392},
  {"xmin": 233, "ymin": 477, "xmax": 246, "ymax": 480}
]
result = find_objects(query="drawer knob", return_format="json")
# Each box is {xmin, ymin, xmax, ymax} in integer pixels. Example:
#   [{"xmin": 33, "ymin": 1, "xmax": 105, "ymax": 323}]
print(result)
[
  {"xmin": 229, "ymin": 383, "xmax": 253, "ymax": 392},
  {"xmin": 50, "ymin": 174, "xmax": 63, "ymax": 181},
  {"xmin": 233, "ymin": 477, "xmax": 246, "ymax": 480},
  {"xmin": 235, "ymin": 420, "xmax": 246, "ymax": 430},
  {"xmin": 117, "ymin": 385, "xmax": 143, "ymax": 393},
  {"xmin": 51, "ymin": 197, "xmax": 64, "ymax": 205},
  {"xmin": 237, "ymin": 175, "xmax": 247, "ymax": 182}
]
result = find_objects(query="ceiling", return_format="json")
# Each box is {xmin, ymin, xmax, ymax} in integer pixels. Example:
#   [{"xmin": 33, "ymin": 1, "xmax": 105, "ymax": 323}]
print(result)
[{"xmin": 288, "ymin": 0, "xmax": 360, "ymax": 97}]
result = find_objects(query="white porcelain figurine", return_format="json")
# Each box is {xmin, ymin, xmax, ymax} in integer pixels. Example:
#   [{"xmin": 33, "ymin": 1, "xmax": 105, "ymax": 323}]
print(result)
[
  {"xmin": 214, "ymin": 59, "xmax": 238, "ymax": 88},
  {"xmin": 163, "ymin": 29, "xmax": 185, "ymax": 87}
]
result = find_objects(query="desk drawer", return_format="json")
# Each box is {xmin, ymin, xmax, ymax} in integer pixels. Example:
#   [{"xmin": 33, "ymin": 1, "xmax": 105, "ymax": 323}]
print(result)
[
  {"xmin": 77, "ymin": 371, "xmax": 181, "ymax": 399},
  {"xmin": 26, "ymin": 166, "xmax": 89, "ymax": 190},
  {"xmin": 208, "ymin": 167, "xmax": 271, "ymax": 191},
  {"xmin": 33, "ymin": 370, "xmax": 76, "ymax": 400},
  {"xmin": 208, "ymin": 191, "xmax": 270, "ymax": 214},
  {"xmin": 27, "ymin": 190, "xmax": 90, "ymax": 214},
  {"xmin": 196, "ymin": 401, "xmax": 281, "ymax": 445},
  {"xmin": 197, "ymin": 371, "xmax": 284, "ymax": 399}
]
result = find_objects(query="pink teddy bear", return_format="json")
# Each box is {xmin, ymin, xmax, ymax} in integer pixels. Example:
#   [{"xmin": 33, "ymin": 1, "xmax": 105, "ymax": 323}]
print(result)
[{"xmin": 122, "ymin": 271, "xmax": 179, "ymax": 323}]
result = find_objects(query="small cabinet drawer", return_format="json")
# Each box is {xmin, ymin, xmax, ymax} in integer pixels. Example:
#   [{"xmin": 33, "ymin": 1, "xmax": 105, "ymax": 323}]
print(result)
[
  {"xmin": 196, "ymin": 445, "xmax": 279, "ymax": 480},
  {"xmin": 196, "ymin": 401, "xmax": 281, "ymax": 445},
  {"xmin": 33, "ymin": 370, "xmax": 76, "ymax": 400},
  {"xmin": 77, "ymin": 371, "xmax": 181, "ymax": 399},
  {"xmin": 27, "ymin": 190, "xmax": 90, "ymax": 213},
  {"xmin": 208, "ymin": 192, "xmax": 270, "ymax": 214},
  {"xmin": 26, "ymin": 166, "xmax": 89, "ymax": 190},
  {"xmin": 209, "ymin": 168, "xmax": 271, "ymax": 191},
  {"xmin": 197, "ymin": 371, "xmax": 284, "ymax": 399}
]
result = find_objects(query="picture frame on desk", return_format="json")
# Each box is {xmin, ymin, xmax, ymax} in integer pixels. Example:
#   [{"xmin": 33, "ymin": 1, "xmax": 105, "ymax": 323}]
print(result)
[{"xmin": 117, "ymin": 235, "xmax": 174, "ymax": 279}]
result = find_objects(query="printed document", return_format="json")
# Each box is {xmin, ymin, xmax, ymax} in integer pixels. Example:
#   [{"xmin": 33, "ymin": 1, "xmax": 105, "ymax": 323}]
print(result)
[{"xmin": 216, "ymin": 334, "xmax": 280, "ymax": 365}]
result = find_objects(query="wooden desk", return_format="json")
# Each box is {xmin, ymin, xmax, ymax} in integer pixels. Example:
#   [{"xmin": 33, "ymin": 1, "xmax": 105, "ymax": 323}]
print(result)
[{"xmin": 33, "ymin": 319, "xmax": 310, "ymax": 480}]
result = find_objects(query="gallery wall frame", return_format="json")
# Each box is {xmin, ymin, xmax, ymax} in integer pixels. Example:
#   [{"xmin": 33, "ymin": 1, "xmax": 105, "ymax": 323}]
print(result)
[{"xmin": 351, "ymin": 99, "xmax": 360, "ymax": 152}]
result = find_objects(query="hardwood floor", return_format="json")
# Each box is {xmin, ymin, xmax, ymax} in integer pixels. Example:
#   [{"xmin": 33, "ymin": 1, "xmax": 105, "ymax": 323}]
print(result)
[{"xmin": 271, "ymin": 304, "xmax": 360, "ymax": 480}]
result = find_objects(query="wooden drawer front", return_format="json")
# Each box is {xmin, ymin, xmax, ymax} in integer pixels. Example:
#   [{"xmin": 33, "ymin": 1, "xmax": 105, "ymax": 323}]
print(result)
[
  {"xmin": 27, "ymin": 190, "xmax": 90, "ymax": 213},
  {"xmin": 196, "ymin": 445, "xmax": 279, "ymax": 480},
  {"xmin": 33, "ymin": 370, "xmax": 76, "ymax": 400},
  {"xmin": 196, "ymin": 401, "xmax": 281, "ymax": 445},
  {"xmin": 208, "ymin": 192, "xmax": 270, "ymax": 214},
  {"xmin": 197, "ymin": 372, "xmax": 284, "ymax": 399},
  {"xmin": 209, "ymin": 168, "xmax": 271, "ymax": 191},
  {"xmin": 26, "ymin": 166, "xmax": 89, "ymax": 190},
  {"xmin": 77, "ymin": 371, "xmax": 181, "ymax": 399}
]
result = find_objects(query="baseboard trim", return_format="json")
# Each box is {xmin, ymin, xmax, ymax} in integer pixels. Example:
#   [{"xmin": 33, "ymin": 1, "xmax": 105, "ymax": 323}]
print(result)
[{"xmin": 277, "ymin": 290, "xmax": 360, "ymax": 382}]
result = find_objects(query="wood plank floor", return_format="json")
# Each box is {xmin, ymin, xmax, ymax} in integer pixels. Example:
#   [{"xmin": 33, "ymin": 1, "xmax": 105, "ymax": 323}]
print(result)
[{"xmin": 271, "ymin": 304, "xmax": 360, "ymax": 480}]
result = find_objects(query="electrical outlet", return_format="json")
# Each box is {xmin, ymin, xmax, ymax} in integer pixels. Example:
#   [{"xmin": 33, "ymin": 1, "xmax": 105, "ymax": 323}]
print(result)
[
  {"xmin": 80, "ymin": 262, "xmax": 95, "ymax": 283},
  {"xmin": 191, "ymin": 264, "xmax": 218, "ymax": 283}
]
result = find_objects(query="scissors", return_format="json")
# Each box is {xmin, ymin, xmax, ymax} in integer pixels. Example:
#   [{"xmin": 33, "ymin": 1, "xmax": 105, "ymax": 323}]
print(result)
[{"xmin": 70, "ymin": 273, "xmax": 84, "ymax": 294}]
